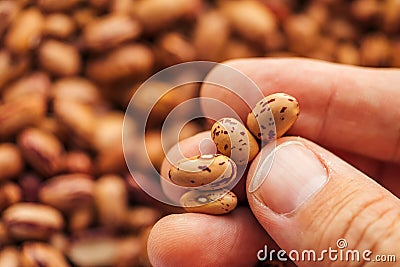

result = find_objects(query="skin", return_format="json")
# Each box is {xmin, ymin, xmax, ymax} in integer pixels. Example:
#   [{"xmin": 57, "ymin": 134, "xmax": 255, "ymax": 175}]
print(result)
[{"xmin": 148, "ymin": 58, "xmax": 400, "ymax": 267}]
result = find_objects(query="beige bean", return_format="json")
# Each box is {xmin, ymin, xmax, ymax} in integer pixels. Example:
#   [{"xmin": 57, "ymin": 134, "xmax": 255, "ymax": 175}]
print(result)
[
  {"xmin": 44, "ymin": 13, "xmax": 76, "ymax": 39},
  {"xmin": 0, "ymin": 95, "xmax": 46, "ymax": 140},
  {"xmin": 86, "ymin": 44, "xmax": 154, "ymax": 84},
  {"xmin": 83, "ymin": 15, "xmax": 141, "ymax": 51},
  {"xmin": 5, "ymin": 7, "xmax": 44, "ymax": 54},
  {"xmin": 0, "ymin": 247, "xmax": 20, "ymax": 267},
  {"xmin": 20, "ymin": 242, "xmax": 70, "ymax": 267},
  {"xmin": 0, "ymin": 144, "xmax": 23, "ymax": 181},
  {"xmin": 38, "ymin": 174, "xmax": 95, "ymax": 213},
  {"xmin": 211, "ymin": 118, "xmax": 259, "ymax": 164},
  {"xmin": 17, "ymin": 128, "xmax": 65, "ymax": 177},
  {"xmin": 38, "ymin": 40, "xmax": 81, "ymax": 76},
  {"xmin": 3, "ymin": 203, "xmax": 64, "ymax": 241},
  {"xmin": 94, "ymin": 175, "xmax": 128, "ymax": 228},
  {"xmin": 180, "ymin": 189, "xmax": 237, "ymax": 215},
  {"xmin": 247, "ymin": 93, "xmax": 299, "ymax": 141},
  {"xmin": 2, "ymin": 72, "xmax": 50, "ymax": 103},
  {"xmin": 169, "ymin": 154, "xmax": 237, "ymax": 188}
]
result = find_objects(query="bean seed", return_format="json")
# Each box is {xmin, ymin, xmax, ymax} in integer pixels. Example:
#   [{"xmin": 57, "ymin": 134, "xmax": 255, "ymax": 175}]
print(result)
[
  {"xmin": 0, "ymin": 143, "xmax": 23, "ymax": 181},
  {"xmin": 211, "ymin": 118, "xmax": 259, "ymax": 164},
  {"xmin": 38, "ymin": 174, "xmax": 95, "ymax": 213},
  {"xmin": 5, "ymin": 8, "xmax": 44, "ymax": 54},
  {"xmin": 3, "ymin": 203, "xmax": 64, "ymax": 241},
  {"xmin": 17, "ymin": 128, "xmax": 65, "ymax": 177},
  {"xmin": 20, "ymin": 242, "xmax": 70, "ymax": 267},
  {"xmin": 247, "ymin": 93, "xmax": 299, "ymax": 141},
  {"xmin": 180, "ymin": 189, "xmax": 237, "ymax": 215},
  {"xmin": 169, "ymin": 154, "xmax": 237, "ymax": 189}
]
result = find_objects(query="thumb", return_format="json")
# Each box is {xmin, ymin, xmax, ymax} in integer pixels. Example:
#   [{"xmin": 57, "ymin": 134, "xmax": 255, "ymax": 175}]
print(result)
[{"xmin": 247, "ymin": 137, "xmax": 400, "ymax": 266}]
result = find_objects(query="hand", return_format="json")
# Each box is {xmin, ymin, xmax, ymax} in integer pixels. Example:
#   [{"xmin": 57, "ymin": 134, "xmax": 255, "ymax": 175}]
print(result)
[{"xmin": 147, "ymin": 58, "xmax": 400, "ymax": 266}]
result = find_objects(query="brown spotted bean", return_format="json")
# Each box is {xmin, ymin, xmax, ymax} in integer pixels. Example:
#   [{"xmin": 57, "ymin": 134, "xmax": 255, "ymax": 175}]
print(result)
[
  {"xmin": 38, "ymin": 174, "xmax": 95, "ymax": 213},
  {"xmin": 247, "ymin": 93, "xmax": 300, "ymax": 141},
  {"xmin": 180, "ymin": 189, "xmax": 237, "ymax": 215},
  {"xmin": 211, "ymin": 118, "xmax": 259, "ymax": 165},
  {"xmin": 169, "ymin": 154, "xmax": 237, "ymax": 189}
]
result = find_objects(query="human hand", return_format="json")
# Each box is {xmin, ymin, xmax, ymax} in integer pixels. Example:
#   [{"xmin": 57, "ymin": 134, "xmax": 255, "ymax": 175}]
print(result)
[{"xmin": 148, "ymin": 58, "xmax": 400, "ymax": 266}]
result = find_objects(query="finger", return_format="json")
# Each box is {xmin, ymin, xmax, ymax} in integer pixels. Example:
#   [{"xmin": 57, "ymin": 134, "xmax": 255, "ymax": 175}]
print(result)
[
  {"xmin": 201, "ymin": 58, "xmax": 400, "ymax": 163},
  {"xmin": 247, "ymin": 136, "xmax": 400, "ymax": 266},
  {"xmin": 147, "ymin": 207, "xmax": 277, "ymax": 267}
]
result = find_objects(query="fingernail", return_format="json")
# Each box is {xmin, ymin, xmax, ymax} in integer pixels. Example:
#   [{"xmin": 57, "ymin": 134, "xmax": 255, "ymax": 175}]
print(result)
[{"xmin": 249, "ymin": 141, "xmax": 327, "ymax": 214}]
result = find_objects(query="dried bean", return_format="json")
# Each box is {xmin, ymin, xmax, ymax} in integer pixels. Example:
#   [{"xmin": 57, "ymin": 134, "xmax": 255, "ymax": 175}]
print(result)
[
  {"xmin": 169, "ymin": 154, "xmax": 237, "ymax": 188},
  {"xmin": 180, "ymin": 189, "xmax": 237, "ymax": 215},
  {"xmin": 247, "ymin": 93, "xmax": 299, "ymax": 141},
  {"xmin": 3, "ymin": 203, "xmax": 64, "ymax": 241},
  {"xmin": 17, "ymin": 128, "xmax": 65, "ymax": 177}
]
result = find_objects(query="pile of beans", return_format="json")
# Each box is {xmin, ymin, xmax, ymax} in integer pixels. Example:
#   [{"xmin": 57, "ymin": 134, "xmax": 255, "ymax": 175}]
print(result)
[{"xmin": 0, "ymin": 0, "xmax": 398, "ymax": 266}]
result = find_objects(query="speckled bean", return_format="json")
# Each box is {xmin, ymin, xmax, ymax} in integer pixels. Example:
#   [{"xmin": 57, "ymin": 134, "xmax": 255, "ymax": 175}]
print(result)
[
  {"xmin": 169, "ymin": 154, "xmax": 237, "ymax": 189},
  {"xmin": 38, "ymin": 174, "xmax": 95, "ymax": 213},
  {"xmin": 20, "ymin": 242, "xmax": 70, "ymax": 267},
  {"xmin": 247, "ymin": 93, "xmax": 299, "ymax": 141},
  {"xmin": 211, "ymin": 118, "xmax": 259, "ymax": 165},
  {"xmin": 180, "ymin": 189, "xmax": 237, "ymax": 215}
]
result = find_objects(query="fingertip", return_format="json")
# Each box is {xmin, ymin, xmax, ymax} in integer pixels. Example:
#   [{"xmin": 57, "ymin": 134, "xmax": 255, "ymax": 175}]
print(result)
[{"xmin": 147, "ymin": 208, "xmax": 273, "ymax": 267}]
